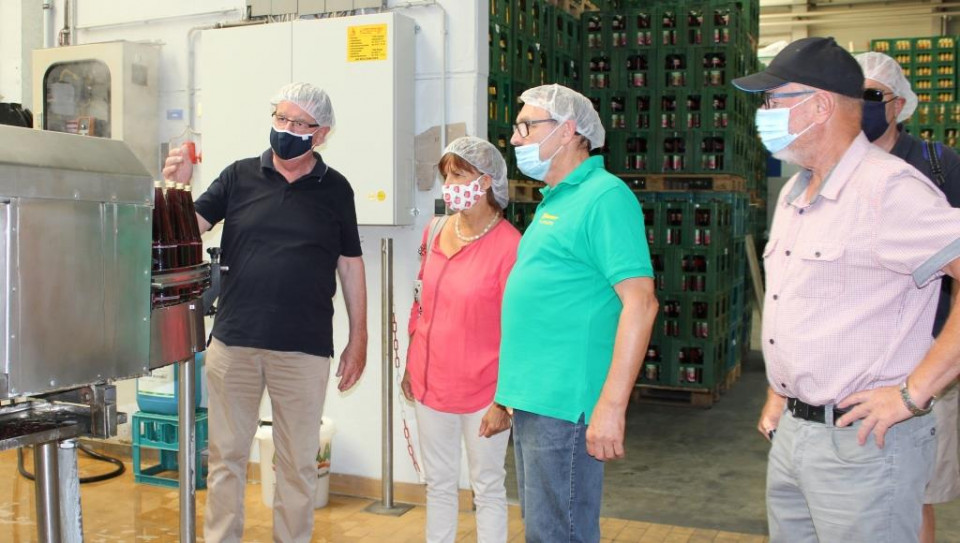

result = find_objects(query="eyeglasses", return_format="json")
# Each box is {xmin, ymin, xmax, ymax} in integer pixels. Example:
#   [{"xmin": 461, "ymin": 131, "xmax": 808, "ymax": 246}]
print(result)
[
  {"xmin": 513, "ymin": 118, "xmax": 557, "ymax": 138},
  {"xmin": 761, "ymin": 90, "xmax": 815, "ymax": 109},
  {"xmin": 271, "ymin": 112, "xmax": 320, "ymax": 131},
  {"xmin": 863, "ymin": 88, "xmax": 896, "ymax": 103}
]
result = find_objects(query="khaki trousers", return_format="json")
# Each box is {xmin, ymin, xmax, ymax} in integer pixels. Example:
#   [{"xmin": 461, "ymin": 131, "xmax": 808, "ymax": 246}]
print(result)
[{"xmin": 203, "ymin": 338, "xmax": 330, "ymax": 543}]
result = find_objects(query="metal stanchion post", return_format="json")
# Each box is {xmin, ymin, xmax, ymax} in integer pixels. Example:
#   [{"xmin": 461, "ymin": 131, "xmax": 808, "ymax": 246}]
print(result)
[
  {"xmin": 57, "ymin": 439, "xmax": 83, "ymax": 543},
  {"xmin": 179, "ymin": 355, "xmax": 197, "ymax": 542},
  {"xmin": 365, "ymin": 238, "xmax": 412, "ymax": 516},
  {"xmin": 34, "ymin": 441, "xmax": 61, "ymax": 543}
]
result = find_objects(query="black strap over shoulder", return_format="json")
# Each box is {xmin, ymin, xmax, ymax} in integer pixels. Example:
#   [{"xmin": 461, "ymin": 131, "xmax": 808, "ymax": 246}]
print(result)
[{"xmin": 923, "ymin": 140, "xmax": 946, "ymax": 187}]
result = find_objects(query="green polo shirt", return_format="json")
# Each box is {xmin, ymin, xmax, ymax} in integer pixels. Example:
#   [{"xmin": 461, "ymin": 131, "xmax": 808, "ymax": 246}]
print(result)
[{"xmin": 496, "ymin": 156, "xmax": 653, "ymax": 424}]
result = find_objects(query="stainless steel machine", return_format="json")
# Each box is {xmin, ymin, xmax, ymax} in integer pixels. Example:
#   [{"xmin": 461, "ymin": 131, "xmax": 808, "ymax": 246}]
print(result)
[{"xmin": 0, "ymin": 124, "xmax": 208, "ymax": 542}]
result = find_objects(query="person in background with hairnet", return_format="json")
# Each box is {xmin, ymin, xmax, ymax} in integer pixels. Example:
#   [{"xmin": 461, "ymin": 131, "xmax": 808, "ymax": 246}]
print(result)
[
  {"xmin": 163, "ymin": 82, "xmax": 367, "ymax": 543},
  {"xmin": 401, "ymin": 136, "xmax": 520, "ymax": 543},
  {"xmin": 855, "ymin": 51, "xmax": 960, "ymax": 543},
  {"xmin": 496, "ymin": 84, "xmax": 659, "ymax": 542}
]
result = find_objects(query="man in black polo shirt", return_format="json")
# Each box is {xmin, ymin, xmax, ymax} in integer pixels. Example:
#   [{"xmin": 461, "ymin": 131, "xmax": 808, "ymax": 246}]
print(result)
[{"xmin": 163, "ymin": 82, "xmax": 367, "ymax": 543}]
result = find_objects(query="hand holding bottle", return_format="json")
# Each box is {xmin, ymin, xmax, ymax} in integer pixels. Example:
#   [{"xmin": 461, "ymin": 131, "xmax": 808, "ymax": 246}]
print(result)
[{"xmin": 162, "ymin": 144, "xmax": 194, "ymax": 185}]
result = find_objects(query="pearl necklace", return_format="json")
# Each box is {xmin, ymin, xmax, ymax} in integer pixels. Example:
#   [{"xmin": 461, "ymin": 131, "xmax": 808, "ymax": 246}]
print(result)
[{"xmin": 455, "ymin": 213, "xmax": 500, "ymax": 243}]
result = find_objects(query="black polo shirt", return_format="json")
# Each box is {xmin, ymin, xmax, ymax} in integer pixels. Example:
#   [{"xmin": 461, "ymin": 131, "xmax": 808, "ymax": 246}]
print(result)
[
  {"xmin": 195, "ymin": 149, "xmax": 362, "ymax": 357},
  {"xmin": 891, "ymin": 127, "xmax": 960, "ymax": 337}
]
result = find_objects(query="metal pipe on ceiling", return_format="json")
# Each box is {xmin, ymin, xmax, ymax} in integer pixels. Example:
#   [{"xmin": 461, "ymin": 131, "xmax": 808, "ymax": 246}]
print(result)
[
  {"xmin": 762, "ymin": 5, "xmax": 958, "ymax": 19},
  {"xmin": 760, "ymin": 11, "xmax": 960, "ymax": 26}
]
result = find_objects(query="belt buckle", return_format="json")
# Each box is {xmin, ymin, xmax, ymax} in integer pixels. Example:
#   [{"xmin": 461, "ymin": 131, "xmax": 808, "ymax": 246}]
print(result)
[{"xmin": 791, "ymin": 400, "xmax": 810, "ymax": 420}]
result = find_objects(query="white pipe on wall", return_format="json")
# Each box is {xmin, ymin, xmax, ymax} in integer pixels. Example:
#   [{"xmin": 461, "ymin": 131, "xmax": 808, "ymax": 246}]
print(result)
[{"xmin": 42, "ymin": 0, "xmax": 54, "ymax": 48}]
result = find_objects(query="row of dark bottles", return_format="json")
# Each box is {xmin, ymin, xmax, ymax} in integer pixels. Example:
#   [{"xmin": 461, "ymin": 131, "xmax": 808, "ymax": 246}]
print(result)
[{"xmin": 152, "ymin": 179, "xmax": 203, "ymax": 273}]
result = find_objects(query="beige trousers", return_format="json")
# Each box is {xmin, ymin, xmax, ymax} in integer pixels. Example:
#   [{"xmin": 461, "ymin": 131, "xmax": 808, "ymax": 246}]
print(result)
[{"xmin": 203, "ymin": 337, "xmax": 330, "ymax": 543}]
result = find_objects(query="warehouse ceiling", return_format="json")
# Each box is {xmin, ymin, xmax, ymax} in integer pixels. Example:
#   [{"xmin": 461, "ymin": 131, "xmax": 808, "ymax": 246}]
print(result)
[{"xmin": 758, "ymin": 0, "xmax": 960, "ymax": 49}]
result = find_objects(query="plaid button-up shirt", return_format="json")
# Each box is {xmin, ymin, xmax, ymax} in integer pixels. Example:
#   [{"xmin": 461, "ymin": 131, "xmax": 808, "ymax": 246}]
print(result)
[{"xmin": 762, "ymin": 133, "xmax": 960, "ymax": 405}]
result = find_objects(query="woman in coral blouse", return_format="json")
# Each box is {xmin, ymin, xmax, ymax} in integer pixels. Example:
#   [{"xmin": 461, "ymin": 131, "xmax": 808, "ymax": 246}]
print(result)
[{"xmin": 403, "ymin": 136, "xmax": 520, "ymax": 543}]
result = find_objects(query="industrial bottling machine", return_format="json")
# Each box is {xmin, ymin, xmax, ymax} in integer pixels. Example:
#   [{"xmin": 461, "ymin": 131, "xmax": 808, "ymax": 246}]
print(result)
[{"xmin": 0, "ymin": 124, "xmax": 208, "ymax": 542}]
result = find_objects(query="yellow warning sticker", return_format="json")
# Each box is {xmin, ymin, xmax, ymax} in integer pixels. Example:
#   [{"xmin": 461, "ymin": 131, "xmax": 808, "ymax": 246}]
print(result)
[{"xmin": 347, "ymin": 24, "xmax": 388, "ymax": 62}]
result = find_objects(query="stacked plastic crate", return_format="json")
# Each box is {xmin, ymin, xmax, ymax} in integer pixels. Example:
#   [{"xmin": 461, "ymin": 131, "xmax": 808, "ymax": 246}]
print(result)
[
  {"xmin": 871, "ymin": 36, "xmax": 960, "ymax": 152},
  {"xmin": 581, "ymin": 1, "xmax": 764, "ymax": 187},
  {"xmin": 638, "ymin": 191, "xmax": 749, "ymax": 399},
  {"xmin": 493, "ymin": 1, "xmax": 588, "ymax": 231}
]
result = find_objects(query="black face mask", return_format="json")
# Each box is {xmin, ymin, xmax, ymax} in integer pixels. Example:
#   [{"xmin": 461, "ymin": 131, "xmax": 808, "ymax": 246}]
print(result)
[
  {"xmin": 270, "ymin": 127, "xmax": 316, "ymax": 160},
  {"xmin": 861, "ymin": 100, "xmax": 891, "ymax": 142}
]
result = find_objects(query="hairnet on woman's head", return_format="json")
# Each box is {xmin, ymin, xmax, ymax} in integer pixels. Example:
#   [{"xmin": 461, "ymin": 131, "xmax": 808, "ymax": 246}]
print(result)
[
  {"xmin": 271, "ymin": 82, "xmax": 336, "ymax": 128},
  {"xmin": 519, "ymin": 84, "xmax": 605, "ymax": 149},
  {"xmin": 854, "ymin": 52, "xmax": 918, "ymax": 123},
  {"xmin": 442, "ymin": 136, "xmax": 509, "ymax": 208}
]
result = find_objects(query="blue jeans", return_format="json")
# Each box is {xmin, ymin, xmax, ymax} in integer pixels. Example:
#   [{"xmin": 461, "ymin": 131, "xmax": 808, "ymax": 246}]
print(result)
[{"xmin": 513, "ymin": 410, "xmax": 603, "ymax": 543}]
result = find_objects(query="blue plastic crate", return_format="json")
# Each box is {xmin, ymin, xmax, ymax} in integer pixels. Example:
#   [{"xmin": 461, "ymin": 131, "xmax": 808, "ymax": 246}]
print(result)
[{"xmin": 133, "ymin": 410, "xmax": 209, "ymax": 489}]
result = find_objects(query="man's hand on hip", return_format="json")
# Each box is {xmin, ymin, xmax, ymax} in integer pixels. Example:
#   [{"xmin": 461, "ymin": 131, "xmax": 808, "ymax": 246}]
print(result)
[
  {"xmin": 336, "ymin": 340, "xmax": 366, "ymax": 391},
  {"xmin": 836, "ymin": 385, "xmax": 912, "ymax": 448},
  {"xmin": 585, "ymin": 398, "xmax": 626, "ymax": 462}
]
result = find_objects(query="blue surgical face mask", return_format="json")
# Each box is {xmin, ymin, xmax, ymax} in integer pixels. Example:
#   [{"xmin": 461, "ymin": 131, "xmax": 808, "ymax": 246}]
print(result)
[
  {"xmin": 515, "ymin": 123, "xmax": 564, "ymax": 181},
  {"xmin": 755, "ymin": 94, "xmax": 816, "ymax": 154},
  {"xmin": 861, "ymin": 100, "xmax": 891, "ymax": 142},
  {"xmin": 270, "ymin": 127, "xmax": 316, "ymax": 160}
]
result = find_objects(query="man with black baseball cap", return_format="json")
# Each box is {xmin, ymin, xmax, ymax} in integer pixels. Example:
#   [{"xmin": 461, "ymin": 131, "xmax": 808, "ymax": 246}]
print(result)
[{"xmin": 734, "ymin": 36, "xmax": 960, "ymax": 542}]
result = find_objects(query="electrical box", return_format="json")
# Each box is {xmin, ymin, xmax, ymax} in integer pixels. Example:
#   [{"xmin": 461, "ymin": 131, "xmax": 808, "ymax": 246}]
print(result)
[
  {"xmin": 32, "ymin": 41, "xmax": 161, "ymax": 179},
  {"xmin": 201, "ymin": 13, "xmax": 415, "ymax": 225}
]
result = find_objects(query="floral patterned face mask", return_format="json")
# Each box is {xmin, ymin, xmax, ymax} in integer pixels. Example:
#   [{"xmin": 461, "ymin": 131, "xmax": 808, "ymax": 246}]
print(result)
[{"xmin": 442, "ymin": 176, "xmax": 486, "ymax": 211}]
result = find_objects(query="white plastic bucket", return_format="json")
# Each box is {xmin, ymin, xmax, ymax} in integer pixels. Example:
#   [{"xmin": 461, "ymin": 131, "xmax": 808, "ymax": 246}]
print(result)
[
  {"xmin": 255, "ymin": 417, "xmax": 335, "ymax": 509},
  {"xmin": 255, "ymin": 420, "xmax": 276, "ymax": 508},
  {"xmin": 315, "ymin": 418, "xmax": 336, "ymax": 509}
]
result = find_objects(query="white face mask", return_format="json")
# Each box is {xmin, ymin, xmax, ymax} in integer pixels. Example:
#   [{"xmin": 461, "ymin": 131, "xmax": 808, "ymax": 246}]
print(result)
[
  {"xmin": 755, "ymin": 94, "xmax": 816, "ymax": 155},
  {"xmin": 442, "ymin": 176, "xmax": 485, "ymax": 212}
]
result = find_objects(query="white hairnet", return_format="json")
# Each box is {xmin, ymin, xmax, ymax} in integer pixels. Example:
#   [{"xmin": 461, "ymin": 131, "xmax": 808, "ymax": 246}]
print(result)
[
  {"xmin": 442, "ymin": 136, "xmax": 509, "ymax": 208},
  {"xmin": 519, "ymin": 84, "xmax": 605, "ymax": 150},
  {"xmin": 854, "ymin": 52, "xmax": 918, "ymax": 122},
  {"xmin": 271, "ymin": 82, "xmax": 335, "ymax": 128}
]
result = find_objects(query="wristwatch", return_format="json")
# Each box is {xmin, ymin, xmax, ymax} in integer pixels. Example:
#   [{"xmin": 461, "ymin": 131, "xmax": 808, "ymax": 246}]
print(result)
[{"xmin": 900, "ymin": 380, "xmax": 935, "ymax": 416}]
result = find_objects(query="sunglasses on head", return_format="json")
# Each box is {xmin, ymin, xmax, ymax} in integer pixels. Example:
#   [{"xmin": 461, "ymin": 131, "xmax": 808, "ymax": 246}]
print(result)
[{"xmin": 863, "ymin": 88, "xmax": 895, "ymax": 102}]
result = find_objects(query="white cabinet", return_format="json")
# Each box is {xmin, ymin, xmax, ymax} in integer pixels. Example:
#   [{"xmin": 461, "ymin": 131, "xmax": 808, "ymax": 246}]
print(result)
[{"xmin": 201, "ymin": 13, "xmax": 416, "ymax": 226}]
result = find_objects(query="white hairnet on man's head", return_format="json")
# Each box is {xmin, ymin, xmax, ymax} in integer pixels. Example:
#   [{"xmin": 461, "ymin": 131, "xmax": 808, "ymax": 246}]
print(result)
[
  {"xmin": 271, "ymin": 82, "xmax": 335, "ymax": 128},
  {"xmin": 519, "ymin": 84, "xmax": 605, "ymax": 149},
  {"xmin": 854, "ymin": 52, "xmax": 918, "ymax": 122},
  {"xmin": 442, "ymin": 136, "xmax": 509, "ymax": 208}
]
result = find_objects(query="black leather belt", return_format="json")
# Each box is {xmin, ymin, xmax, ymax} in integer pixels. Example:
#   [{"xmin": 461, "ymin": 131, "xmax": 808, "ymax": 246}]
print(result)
[{"xmin": 787, "ymin": 398, "xmax": 850, "ymax": 425}]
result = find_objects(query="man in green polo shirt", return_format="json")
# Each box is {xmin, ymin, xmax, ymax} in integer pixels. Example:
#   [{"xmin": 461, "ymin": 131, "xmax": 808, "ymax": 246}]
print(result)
[{"xmin": 496, "ymin": 84, "xmax": 659, "ymax": 542}]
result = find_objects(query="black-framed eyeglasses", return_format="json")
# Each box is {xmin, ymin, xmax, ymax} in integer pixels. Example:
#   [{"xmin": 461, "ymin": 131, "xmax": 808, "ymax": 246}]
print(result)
[
  {"xmin": 761, "ymin": 90, "xmax": 815, "ymax": 109},
  {"xmin": 513, "ymin": 118, "xmax": 557, "ymax": 138},
  {"xmin": 863, "ymin": 88, "xmax": 896, "ymax": 103},
  {"xmin": 271, "ymin": 112, "xmax": 320, "ymax": 131}
]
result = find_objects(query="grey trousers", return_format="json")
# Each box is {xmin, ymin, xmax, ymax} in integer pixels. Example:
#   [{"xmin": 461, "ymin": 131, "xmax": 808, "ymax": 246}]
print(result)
[{"xmin": 767, "ymin": 407, "xmax": 936, "ymax": 543}]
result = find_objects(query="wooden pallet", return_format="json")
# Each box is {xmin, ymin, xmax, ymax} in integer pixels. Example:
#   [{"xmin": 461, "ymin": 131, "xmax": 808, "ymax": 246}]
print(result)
[
  {"xmin": 623, "ymin": 174, "xmax": 747, "ymax": 192},
  {"xmin": 632, "ymin": 383, "xmax": 720, "ymax": 408},
  {"xmin": 546, "ymin": 0, "xmax": 598, "ymax": 18},
  {"xmin": 508, "ymin": 180, "xmax": 544, "ymax": 203},
  {"xmin": 719, "ymin": 363, "xmax": 742, "ymax": 395}
]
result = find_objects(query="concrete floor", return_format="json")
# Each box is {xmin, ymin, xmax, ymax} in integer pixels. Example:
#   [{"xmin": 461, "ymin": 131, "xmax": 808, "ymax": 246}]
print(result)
[{"xmin": 505, "ymin": 349, "xmax": 960, "ymax": 540}]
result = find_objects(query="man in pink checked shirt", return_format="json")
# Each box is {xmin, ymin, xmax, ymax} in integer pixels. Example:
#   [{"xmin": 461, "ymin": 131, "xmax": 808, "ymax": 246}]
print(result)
[{"xmin": 733, "ymin": 36, "xmax": 960, "ymax": 542}]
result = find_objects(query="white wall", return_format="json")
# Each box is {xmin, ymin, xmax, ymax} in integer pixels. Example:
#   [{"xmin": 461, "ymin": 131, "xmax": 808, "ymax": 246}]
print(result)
[
  {"xmin": 0, "ymin": 0, "xmax": 23, "ymax": 103},
  {"xmin": 6, "ymin": 0, "xmax": 487, "ymax": 488}
]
